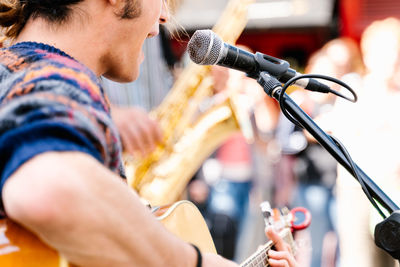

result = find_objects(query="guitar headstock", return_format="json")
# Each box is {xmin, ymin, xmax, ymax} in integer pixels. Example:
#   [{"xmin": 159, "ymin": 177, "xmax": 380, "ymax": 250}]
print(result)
[
  {"xmin": 239, "ymin": 202, "xmax": 311, "ymax": 267},
  {"xmin": 260, "ymin": 201, "xmax": 312, "ymax": 256},
  {"xmin": 260, "ymin": 201, "xmax": 311, "ymax": 231}
]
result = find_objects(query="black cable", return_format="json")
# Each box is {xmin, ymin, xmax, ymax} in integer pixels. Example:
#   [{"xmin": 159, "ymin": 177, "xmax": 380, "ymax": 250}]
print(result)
[
  {"xmin": 274, "ymin": 73, "xmax": 387, "ymax": 219},
  {"xmin": 277, "ymin": 74, "xmax": 357, "ymax": 128},
  {"xmin": 284, "ymin": 73, "xmax": 358, "ymax": 102},
  {"xmin": 330, "ymin": 135, "xmax": 387, "ymax": 219}
]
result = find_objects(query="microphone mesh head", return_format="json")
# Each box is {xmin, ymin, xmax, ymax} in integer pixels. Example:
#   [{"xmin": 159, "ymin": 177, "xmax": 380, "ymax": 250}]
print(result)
[{"xmin": 188, "ymin": 30, "xmax": 223, "ymax": 65}]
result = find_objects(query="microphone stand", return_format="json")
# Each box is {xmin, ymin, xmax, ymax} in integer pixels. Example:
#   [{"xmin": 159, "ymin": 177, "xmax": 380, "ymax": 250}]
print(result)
[{"xmin": 257, "ymin": 71, "xmax": 400, "ymax": 261}]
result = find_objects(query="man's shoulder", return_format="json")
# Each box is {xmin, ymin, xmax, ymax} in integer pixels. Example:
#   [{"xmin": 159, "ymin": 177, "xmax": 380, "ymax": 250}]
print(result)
[
  {"xmin": 0, "ymin": 43, "xmax": 97, "ymax": 83},
  {"xmin": 0, "ymin": 44, "xmax": 107, "ymax": 110}
]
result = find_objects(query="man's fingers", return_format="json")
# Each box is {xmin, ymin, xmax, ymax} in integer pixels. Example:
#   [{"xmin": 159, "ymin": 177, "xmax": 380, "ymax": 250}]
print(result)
[
  {"xmin": 265, "ymin": 227, "xmax": 287, "ymax": 252},
  {"xmin": 268, "ymin": 250, "xmax": 297, "ymax": 267},
  {"xmin": 137, "ymin": 119, "xmax": 162, "ymax": 151},
  {"xmin": 265, "ymin": 227, "xmax": 297, "ymax": 267},
  {"xmin": 267, "ymin": 258, "xmax": 289, "ymax": 267},
  {"xmin": 112, "ymin": 106, "xmax": 163, "ymax": 156},
  {"xmin": 120, "ymin": 125, "xmax": 147, "ymax": 155}
]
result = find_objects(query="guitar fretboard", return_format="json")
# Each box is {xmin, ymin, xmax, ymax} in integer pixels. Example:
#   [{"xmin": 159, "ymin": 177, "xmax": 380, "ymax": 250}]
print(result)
[
  {"xmin": 239, "ymin": 228, "xmax": 295, "ymax": 267},
  {"xmin": 239, "ymin": 242, "xmax": 272, "ymax": 267}
]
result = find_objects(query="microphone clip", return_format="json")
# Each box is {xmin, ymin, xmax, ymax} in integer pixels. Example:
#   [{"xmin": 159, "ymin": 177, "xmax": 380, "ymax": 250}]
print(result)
[
  {"xmin": 257, "ymin": 71, "xmax": 282, "ymax": 97},
  {"xmin": 253, "ymin": 53, "xmax": 293, "ymax": 82}
]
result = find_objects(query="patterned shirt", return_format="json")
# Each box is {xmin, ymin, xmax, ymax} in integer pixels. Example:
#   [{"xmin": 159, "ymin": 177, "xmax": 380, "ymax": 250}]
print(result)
[{"xmin": 0, "ymin": 42, "xmax": 124, "ymax": 215}]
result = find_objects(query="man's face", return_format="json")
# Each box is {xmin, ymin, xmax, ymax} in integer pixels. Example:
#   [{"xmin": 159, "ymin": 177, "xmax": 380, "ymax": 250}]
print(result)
[{"xmin": 104, "ymin": 0, "xmax": 168, "ymax": 82}]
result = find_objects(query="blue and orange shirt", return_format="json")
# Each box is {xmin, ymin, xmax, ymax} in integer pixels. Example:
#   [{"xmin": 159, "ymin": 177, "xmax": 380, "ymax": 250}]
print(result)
[{"xmin": 0, "ymin": 42, "xmax": 124, "ymax": 214}]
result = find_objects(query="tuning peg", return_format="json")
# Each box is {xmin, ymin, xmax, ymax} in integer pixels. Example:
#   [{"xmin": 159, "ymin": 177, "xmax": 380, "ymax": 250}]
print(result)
[{"xmin": 290, "ymin": 207, "xmax": 312, "ymax": 231}]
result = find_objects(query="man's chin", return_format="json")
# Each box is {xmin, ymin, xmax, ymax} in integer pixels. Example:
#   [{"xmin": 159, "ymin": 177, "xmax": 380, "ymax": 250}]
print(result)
[{"xmin": 103, "ymin": 71, "xmax": 139, "ymax": 83}]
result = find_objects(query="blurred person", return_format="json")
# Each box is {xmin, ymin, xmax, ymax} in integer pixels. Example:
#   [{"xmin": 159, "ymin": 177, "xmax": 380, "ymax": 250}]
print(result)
[
  {"xmin": 195, "ymin": 65, "xmax": 254, "ymax": 260},
  {"xmin": 203, "ymin": 35, "xmax": 366, "ymax": 267},
  {"xmin": 208, "ymin": 132, "xmax": 253, "ymax": 260},
  {"xmin": 322, "ymin": 37, "xmax": 365, "ymax": 85},
  {"xmin": 330, "ymin": 17, "xmax": 400, "ymax": 267},
  {"xmin": 0, "ymin": 0, "xmax": 301, "ymax": 266},
  {"xmin": 186, "ymin": 62, "xmax": 284, "ymax": 262},
  {"xmin": 283, "ymin": 35, "xmax": 366, "ymax": 267},
  {"xmin": 234, "ymin": 77, "xmax": 285, "ymax": 263},
  {"xmin": 304, "ymin": 37, "xmax": 365, "ymax": 112},
  {"xmin": 202, "ymin": 61, "xmax": 302, "ymax": 264}
]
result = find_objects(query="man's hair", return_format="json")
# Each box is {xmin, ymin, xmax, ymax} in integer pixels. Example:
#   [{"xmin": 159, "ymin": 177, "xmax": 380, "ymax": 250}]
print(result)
[
  {"xmin": 0, "ymin": 0, "xmax": 140, "ymax": 40},
  {"xmin": 115, "ymin": 0, "xmax": 141, "ymax": 19},
  {"xmin": 0, "ymin": 0, "xmax": 84, "ymax": 39}
]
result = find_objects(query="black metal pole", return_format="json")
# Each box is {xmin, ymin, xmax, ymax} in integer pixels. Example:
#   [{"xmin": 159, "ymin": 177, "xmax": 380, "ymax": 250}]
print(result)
[
  {"xmin": 255, "ymin": 71, "xmax": 400, "ymax": 259},
  {"xmin": 272, "ymin": 90, "xmax": 399, "ymax": 214}
]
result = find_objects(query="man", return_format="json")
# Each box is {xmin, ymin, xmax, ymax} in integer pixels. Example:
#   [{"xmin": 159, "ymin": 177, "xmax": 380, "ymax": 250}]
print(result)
[{"xmin": 0, "ymin": 0, "xmax": 297, "ymax": 266}]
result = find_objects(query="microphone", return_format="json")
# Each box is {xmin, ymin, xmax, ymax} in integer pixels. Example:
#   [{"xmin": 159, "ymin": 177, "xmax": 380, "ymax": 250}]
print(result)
[{"xmin": 187, "ymin": 29, "xmax": 330, "ymax": 93}]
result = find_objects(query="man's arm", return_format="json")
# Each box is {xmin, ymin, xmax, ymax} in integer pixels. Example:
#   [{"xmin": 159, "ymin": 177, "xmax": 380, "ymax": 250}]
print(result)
[{"xmin": 2, "ymin": 151, "xmax": 237, "ymax": 267}]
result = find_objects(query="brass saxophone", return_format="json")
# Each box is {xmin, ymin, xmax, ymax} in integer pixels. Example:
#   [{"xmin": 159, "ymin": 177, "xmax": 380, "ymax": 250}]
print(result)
[{"xmin": 125, "ymin": 0, "xmax": 255, "ymax": 206}]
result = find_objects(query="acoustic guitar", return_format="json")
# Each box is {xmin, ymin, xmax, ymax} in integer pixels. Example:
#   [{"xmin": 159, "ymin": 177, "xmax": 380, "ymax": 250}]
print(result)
[{"xmin": 0, "ymin": 200, "xmax": 301, "ymax": 267}]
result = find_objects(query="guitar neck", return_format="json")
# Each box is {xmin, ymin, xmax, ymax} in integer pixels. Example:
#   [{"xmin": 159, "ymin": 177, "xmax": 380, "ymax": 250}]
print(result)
[
  {"xmin": 239, "ymin": 241, "xmax": 273, "ymax": 267},
  {"xmin": 239, "ymin": 228, "xmax": 295, "ymax": 267}
]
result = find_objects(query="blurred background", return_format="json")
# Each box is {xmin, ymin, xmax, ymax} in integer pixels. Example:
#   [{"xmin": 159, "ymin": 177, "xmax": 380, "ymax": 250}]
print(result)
[
  {"xmin": 105, "ymin": 0, "xmax": 400, "ymax": 266},
  {"xmin": 172, "ymin": 0, "xmax": 395, "ymax": 70}
]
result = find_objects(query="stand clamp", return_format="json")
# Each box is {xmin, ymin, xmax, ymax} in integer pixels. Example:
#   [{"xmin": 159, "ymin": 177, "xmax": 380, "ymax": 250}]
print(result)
[
  {"xmin": 256, "ymin": 71, "xmax": 282, "ymax": 97},
  {"xmin": 375, "ymin": 211, "xmax": 400, "ymax": 260}
]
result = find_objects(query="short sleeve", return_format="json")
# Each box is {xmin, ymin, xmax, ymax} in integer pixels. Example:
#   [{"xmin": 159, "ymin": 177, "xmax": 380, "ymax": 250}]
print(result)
[
  {"xmin": 0, "ymin": 121, "xmax": 105, "ymax": 215},
  {"xmin": 0, "ymin": 45, "xmax": 124, "ymax": 216}
]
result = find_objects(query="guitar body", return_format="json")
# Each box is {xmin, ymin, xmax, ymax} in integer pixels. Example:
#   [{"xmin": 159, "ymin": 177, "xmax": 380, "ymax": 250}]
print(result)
[
  {"xmin": 0, "ymin": 200, "xmax": 216, "ymax": 266},
  {"xmin": 154, "ymin": 200, "xmax": 217, "ymax": 254},
  {"xmin": 0, "ymin": 218, "xmax": 64, "ymax": 267}
]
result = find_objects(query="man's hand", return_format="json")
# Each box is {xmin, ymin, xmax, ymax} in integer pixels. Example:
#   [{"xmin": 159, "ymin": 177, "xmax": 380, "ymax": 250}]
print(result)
[
  {"xmin": 266, "ymin": 227, "xmax": 298, "ymax": 267},
  {"xmin": 202, "ymin": 227, "xmax": 298, "ymax": 267},
  {"xmin": 111, "ymin": 106, "xmax": 162, "ymax": 156}
]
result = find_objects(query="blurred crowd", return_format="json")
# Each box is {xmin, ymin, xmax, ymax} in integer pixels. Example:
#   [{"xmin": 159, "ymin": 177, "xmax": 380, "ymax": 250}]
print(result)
[{"xmin": 103, "ymin": 15, "xmax": 400, "ymax": 267}]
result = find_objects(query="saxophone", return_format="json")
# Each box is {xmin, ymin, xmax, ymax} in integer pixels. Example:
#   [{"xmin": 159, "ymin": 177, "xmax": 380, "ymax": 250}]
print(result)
[{"xmin": 125, "ymin": 0, "xmax": 255, "ymax": 206}]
